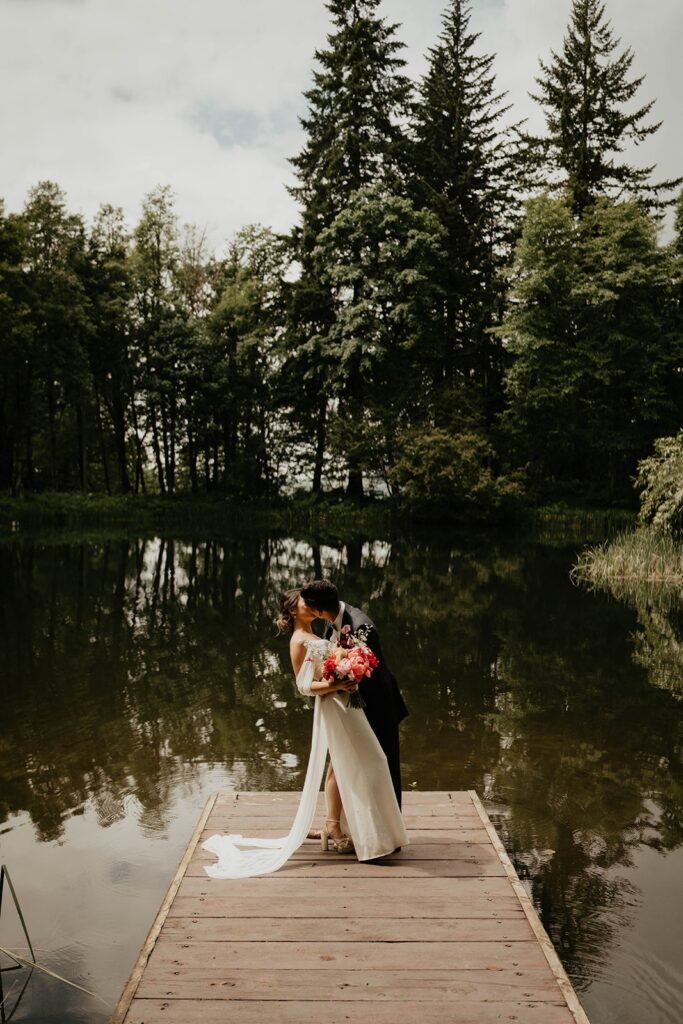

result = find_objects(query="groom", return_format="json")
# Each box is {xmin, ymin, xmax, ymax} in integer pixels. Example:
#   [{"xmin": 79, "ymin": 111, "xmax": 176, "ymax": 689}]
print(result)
[{"xmin": 300, "ymin": 579, "xmax": 408, "ymax": 809}]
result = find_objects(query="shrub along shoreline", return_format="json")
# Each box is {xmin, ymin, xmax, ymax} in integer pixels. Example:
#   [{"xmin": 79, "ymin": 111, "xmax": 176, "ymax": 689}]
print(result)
[{"xmin": 0, "ymin": 492, "xmax": 634, "ymax": 542}]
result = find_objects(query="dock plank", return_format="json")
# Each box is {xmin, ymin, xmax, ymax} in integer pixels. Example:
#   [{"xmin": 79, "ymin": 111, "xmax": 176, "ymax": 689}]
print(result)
[
  {"xmin": 110, "ymin": 792, "xmax": 590, "ymax": 1024},
  {"xmin": 162, "ymin": 915, "xmax": 534, "ymax": 941},
  {"xmin": 150, "ymin": 938, "xmax": 552, "ymax": 970},
  {"xmin": 125, "ymin": 999, "xmax": 576, "ymax": 1024},
  {"xmin": 135, "ymin": 967, "xmax": 568, "ymax": 1002}
]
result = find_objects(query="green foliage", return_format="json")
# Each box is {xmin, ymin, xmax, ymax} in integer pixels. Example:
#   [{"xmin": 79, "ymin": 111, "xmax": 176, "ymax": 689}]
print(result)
[
  {"xmin": 531, "ymin": 0, "xmax": 681, "ymax": 212},
  {"xmin": 204, "ymin": 224, "xmax": 290, "ymax": 496},
  {"xmin": 635, "ymin": 432, "xmax": 683, "ymax": 537},
  {"xmin": 18, "ymin": 182, "xmax": 93, "ymax": 491},
  {"xmin": 306, "ymin": 183, "xmax": 447, "ymax": 488},
  {"xmin": 387, "ymin": 427, "xmax": 524, "ymax": 520},
  {"xmin": 500, "ymin": 193, "xmax": 681, "ymax": 499},
  {"xmin": 313, "ymin": 183, "xmax": 446, "ymax": 375},
  {"xmin": 86, "ymin": 203, "xmax": 134, "ymax": 494},
  {"xmin": 0, "ymin": 199, "xmax": 33, "ymax": 493}
]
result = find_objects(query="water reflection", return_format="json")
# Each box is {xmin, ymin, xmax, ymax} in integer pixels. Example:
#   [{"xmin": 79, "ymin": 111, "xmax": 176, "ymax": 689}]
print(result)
[
  {"xmin": 0, "ymin": 528, "xmax": 681, "ymax": 1023},
  {"xmin": 585, "ymin": 575, "xmax": 683, "ymax": 700}
]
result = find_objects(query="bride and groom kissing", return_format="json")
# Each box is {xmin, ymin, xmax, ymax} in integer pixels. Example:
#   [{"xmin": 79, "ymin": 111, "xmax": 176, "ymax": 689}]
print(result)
[{"xmin": 201, "ymin": 579, "xmax": 409, "ymax": 877}]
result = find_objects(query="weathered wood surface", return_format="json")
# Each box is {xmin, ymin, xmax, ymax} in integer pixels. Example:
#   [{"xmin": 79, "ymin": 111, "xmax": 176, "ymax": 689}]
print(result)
[{"xmin": 110, "ymin": 791, "xmax": 590, "ymax": 1024}]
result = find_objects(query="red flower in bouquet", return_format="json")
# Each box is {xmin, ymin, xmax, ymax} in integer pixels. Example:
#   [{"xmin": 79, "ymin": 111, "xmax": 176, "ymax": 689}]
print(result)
[{"xmin": 322, "ymin": 626, "xmax": 378, "ymax": 708}]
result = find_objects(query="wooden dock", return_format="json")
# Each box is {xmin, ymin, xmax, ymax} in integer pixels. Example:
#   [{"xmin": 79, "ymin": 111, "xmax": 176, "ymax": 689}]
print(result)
[{"xmin": 111, "ymin": 790, "xmax": 590, "ymax": 1024}]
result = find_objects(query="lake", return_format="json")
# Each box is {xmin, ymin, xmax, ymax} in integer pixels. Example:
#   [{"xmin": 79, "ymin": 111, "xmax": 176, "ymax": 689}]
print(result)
[{"xmin": 0, "ymin": 522, "xmax": 681, "ymax": 1023}]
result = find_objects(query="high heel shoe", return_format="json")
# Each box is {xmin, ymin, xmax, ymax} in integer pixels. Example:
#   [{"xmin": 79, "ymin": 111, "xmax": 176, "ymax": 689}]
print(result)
[{"xmin": 320, "ymin": 818, "xmax": 355, "ymax": 854}]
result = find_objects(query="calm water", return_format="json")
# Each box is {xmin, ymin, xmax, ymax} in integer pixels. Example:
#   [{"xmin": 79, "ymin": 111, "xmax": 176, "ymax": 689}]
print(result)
[{"xmin": 0, "ymin": 524, "xmax": 681, "ymax": 1023}]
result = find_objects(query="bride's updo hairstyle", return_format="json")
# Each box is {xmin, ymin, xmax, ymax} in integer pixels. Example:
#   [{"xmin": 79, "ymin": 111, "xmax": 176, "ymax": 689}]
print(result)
[{"xmin": 276, "ymin": 588, "xmax": 301, "ymax": 634}]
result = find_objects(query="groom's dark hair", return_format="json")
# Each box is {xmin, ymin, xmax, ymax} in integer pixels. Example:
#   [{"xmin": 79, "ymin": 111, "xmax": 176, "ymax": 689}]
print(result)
[{"xmin": 301, "ymin": 579, "xmax": 340, "ymax": 615}]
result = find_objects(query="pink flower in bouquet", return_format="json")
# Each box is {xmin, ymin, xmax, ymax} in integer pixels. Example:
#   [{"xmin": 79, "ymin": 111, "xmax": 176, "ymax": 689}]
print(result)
[{"xmin": 321, "ymin": 629, "xmax": 379, "ymax": 708}]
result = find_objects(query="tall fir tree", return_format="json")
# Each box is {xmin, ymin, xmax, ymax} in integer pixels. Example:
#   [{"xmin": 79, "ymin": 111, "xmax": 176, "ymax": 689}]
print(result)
[
  {"xmin": 289, "ymin": 0, "xmax": 412, "ymax": 251},
  {"xmin": 286, "ymin": 0, "xmax": 413, "ymax": 498},
  {"xmin": 532, "ymin": 0, "xmax": 680, "ymax": 213},
  {"xmin": 411, "ymin": 0, "xmax": 519, "ymax": 424}
]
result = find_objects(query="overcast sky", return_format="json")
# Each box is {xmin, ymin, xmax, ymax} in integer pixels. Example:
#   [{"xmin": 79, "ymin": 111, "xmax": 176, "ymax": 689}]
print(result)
[{"xmin": 1, "ymin": 0, "xmax": 681, "ymax": 252}]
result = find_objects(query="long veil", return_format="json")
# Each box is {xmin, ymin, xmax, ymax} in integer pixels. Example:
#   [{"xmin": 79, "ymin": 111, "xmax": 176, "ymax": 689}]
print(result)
[{"xmin": 201, "ymin": 640, "xmax": 329, "ymax": 878}]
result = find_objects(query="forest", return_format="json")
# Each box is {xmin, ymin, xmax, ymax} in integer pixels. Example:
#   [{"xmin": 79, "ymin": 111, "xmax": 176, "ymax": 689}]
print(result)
[{"xmin": 1, "ymin": 0, "xmax": 682, "ymax": 518}]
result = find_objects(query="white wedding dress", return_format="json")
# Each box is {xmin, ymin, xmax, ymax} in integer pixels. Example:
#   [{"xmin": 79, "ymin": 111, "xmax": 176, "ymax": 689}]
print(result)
[{"xmin": 201, "ymin": 636, "xmax": 408, "ymax": 877}]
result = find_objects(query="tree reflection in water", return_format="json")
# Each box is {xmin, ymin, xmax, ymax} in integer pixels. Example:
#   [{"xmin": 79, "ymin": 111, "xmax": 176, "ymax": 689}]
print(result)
[{"xmin": 0, "ymin": 527, "xmax": 681, "ymax": 1005}]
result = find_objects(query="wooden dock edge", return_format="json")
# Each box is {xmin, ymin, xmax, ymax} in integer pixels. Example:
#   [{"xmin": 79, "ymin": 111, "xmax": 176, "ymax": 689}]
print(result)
[
  {"xmin": 468, "ymin": 790, "xmax": 590, "ymax": 1024},
  {"xmin": 109, "ymin": 791, "xmax": 219, "ymax": 1024}
]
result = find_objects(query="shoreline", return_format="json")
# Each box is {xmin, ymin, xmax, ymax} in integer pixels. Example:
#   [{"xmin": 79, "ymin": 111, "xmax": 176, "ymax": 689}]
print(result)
[{"xmin": 0, "ymin": 492, "xmax": 635, "ymax": 545}]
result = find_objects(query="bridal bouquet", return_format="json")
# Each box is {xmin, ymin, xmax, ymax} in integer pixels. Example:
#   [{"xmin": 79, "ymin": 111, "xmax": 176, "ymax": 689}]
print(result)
[{"xmin": 322, "ymin": 625, "xmax": 378, "ymax": 709}]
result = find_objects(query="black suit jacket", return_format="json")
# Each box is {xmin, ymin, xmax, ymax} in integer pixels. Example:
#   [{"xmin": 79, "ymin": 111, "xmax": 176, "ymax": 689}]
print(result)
[{"xmin": 324, "ymin": 603, "xmax": 409, "ymax": 725}]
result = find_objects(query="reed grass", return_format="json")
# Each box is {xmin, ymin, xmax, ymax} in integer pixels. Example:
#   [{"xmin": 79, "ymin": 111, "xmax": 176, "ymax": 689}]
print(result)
[{"xmin": 572, "ymin": 528, "xmax": 683, "ymax": 593}]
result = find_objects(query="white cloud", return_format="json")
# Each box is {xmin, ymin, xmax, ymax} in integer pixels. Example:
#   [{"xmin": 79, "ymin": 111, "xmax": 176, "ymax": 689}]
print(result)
[{"xmin": 0, "ymin": 0, "xmax": 680, "ymax": 253}]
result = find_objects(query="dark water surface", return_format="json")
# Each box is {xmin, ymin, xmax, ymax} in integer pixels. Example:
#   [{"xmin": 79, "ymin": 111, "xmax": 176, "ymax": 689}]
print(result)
[{"xmin": 0, "ymin": 525, "xmax": 681, "ymax": 1023}]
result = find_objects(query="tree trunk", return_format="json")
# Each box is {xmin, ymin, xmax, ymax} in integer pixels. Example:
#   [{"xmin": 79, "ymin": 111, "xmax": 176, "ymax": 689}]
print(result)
[
  {"xmin": 161, "ymin": 401, "xmax": 173, "ymax": 496},
  {"xmin": 0, "ymin": 381, "xmax": 14, "ymax": 492},
  {"xmin": 149, "ymin": 401, "xmax": 166, "ymax": 494},
  {"xmin": 346, "ymin": 466, "xmax": 363, "ymax": 500},
  {"xmin": 344, "ymin": 381, "xmax": 364, "ymax": 501},
  {"xmin": 129, "ymin": 396, "xmax": 145, "ymax": 495},
  {"xmin": 111, "ymin": 394, "xmax": 131, "ymax": 494},
  {"xmin": 94, "ymin": 389, "xmax": 111, "ymax": 495},
  {"xmin": 77, "ymin": 403, "xmax": 87, "ymax": 491},
  {"xmin": 312, "ymin": 395, "xmax": 326, "ymax": 495},
  {"xmin": 168, "ymin": 395, "xmax": 177, "ymax": 495},
  {"xmin": 48, "ymin": 378, "xmax": 57, "ymax": 489},
  {"xmin": 187, "ymin": 422, "xmax": 198, "ymax": 494},
  {"xmin": 204, "ymin": 442, "xmax": 212, "ymax": 491}
]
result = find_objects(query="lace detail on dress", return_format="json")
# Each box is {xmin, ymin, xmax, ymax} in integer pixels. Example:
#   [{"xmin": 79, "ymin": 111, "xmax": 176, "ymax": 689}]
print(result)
[
  {"xmin": 300, "ymin": 636, "xmax": 334, "ymax": 658},
  {"xmin": 298, "ymin": 635, "xmax": 353, "ymax": 712}
]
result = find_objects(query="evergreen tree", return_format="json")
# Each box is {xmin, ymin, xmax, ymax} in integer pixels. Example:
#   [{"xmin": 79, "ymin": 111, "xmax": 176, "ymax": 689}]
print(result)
[
  {"xmin": 311, "ymin": 183, "xmax": 447, "ymax": 487},
  {"xmin": 411, "ymin": 0, "xmax": 518, "ymax": 423},
  {"xmin": 532, "ymin": 0, "xmax": 680, "ymax": 213},
  {"xmin": 289, "ymin": 0, "xmax": 412, "ymax": 244},
  {"xmin": 286, "ymin": 0, "xmax": 413, "ymax": 498},
  {"xmin": 501, "ymin": 193, "xmax": 681, "ymax": 497}
]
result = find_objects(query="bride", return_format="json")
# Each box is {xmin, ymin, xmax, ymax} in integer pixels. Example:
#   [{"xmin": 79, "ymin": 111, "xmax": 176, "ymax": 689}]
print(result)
[{"xmin": 201, "ymin": 587, "xmax": 408, "ymax": 877}]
